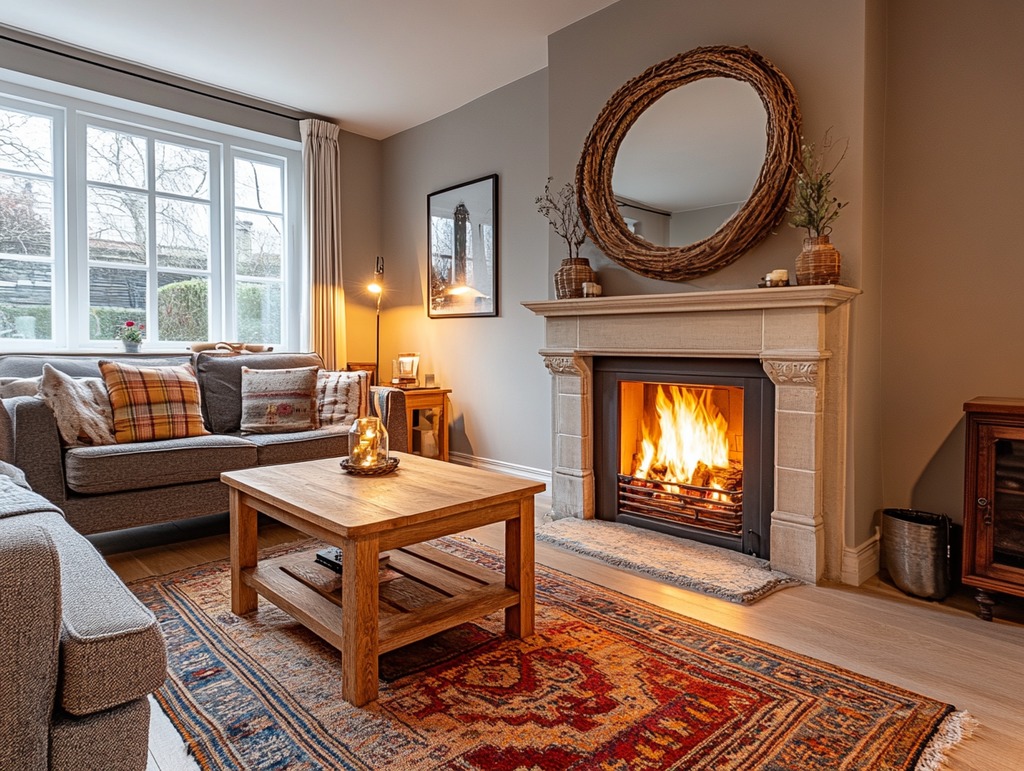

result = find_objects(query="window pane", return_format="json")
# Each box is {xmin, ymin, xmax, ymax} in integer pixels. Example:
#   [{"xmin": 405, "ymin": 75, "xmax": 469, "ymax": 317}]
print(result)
[
  {"xmin": 0, "ymin": 257, "xmax": 52, "ymax": 340},
  {"xmin": 87, "ymin": 126, "xmax": 146, "ymax": 188},
  {"xmin": 157, "ymin": 198, "xmax": 209, "ymax": 270},
  {"xmin": 0, "ymin": 108, "xmax": 52, "ymax": 175},
  {"xmin": 235, "ymin": 214, "xmax": 281, "ymax": 278},
  {"xmin": 234, "ymin": 158, "xmax": 282, "ymax": 213},
  {"xmin": 158, "ymin": 272, "xmax": 208, "ymax": 341},
  {"xmin": 156, "ymin": 142, "xmax": 210, "ymax": 199},
  {"xmin": 88, "ymin": 186, "xmax": 147, "ymax": 264},
  {"xmin": 0, "ymin": 173, "xmax": 52, "ymax": 257},
  {"xmin": 236, "ymin": 280, "xmax": 280, "ymax": 344},
  {"xmin": 89, "ymin": 266, "xmax": 145, "ymax": 341}
]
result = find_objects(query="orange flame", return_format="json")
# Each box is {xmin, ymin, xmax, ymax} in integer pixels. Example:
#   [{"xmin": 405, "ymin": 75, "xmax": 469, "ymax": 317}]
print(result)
[{"xmin": 634, "ymin": 386, "xmax": 730, "ymax": 485}]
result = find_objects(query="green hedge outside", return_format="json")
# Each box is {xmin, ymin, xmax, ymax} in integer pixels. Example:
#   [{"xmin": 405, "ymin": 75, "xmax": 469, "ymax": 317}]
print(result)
[
  {"xmin": 0, "ymin": 304, "xmax": 52, "ymax": 339},
  {"xmin": 158, "ymin": 279, "xmax": 209, "ymax": 341},
  {"xmin": 1, "ymin": 279, "xmax": 279, "ymax": 344}
]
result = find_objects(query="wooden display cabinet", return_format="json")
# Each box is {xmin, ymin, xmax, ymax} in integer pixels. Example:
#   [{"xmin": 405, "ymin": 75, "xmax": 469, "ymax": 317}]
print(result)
[{"xmin": 963, "ymin": 397, "xmax": 1024, "ymax": 620}]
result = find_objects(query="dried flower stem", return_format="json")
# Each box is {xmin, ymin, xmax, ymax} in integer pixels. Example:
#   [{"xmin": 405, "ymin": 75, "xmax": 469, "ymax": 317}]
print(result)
[
  {"xmin": 789, "ymin": 129, "xmax": 849, "ymax": 238},
  {"xmin": 536, "ymin": 177, "xmax": 586, "ymax": 260}
]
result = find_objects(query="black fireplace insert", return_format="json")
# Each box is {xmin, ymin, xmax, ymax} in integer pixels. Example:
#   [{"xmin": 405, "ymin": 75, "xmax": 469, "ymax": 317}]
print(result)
[{"xmin": 594, "ymin": 356, "xmax": 775, "ymax": 558}]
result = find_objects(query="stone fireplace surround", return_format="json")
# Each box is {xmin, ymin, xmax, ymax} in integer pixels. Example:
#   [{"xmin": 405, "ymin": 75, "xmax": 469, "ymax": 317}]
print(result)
[{"xmin": 524, "ymin": 285, "xmax": 860, "ymax": 585}]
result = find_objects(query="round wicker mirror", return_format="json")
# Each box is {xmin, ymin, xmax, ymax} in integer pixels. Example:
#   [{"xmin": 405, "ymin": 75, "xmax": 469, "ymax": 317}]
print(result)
[{"xmin": 576, "ymin": 45, "xmax": 802, "ymax": 281}]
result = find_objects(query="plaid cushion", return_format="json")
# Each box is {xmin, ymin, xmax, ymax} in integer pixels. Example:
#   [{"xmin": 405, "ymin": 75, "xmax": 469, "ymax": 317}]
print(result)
[
  {"xmin": 240, "ymin": 366, "xmax": 320, "ymax": 434},
  {"xmin": 99, "ymin": 361, "xmax": 210, "ymax": 443},
  {"xmin": 317, "ymin": 369, "xmax": 368, "ymax": 427}
]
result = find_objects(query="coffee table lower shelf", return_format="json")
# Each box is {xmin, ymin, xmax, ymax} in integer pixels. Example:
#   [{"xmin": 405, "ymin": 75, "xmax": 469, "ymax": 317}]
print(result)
[{"xmin": 240, "ymin": 542, "xmax": 520, "ymax": 655}]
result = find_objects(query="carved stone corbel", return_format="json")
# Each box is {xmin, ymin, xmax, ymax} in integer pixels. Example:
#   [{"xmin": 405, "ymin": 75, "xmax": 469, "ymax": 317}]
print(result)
[
  {"xmin": 542, "ymin": 355, "xmax": 585, "ymax": 377},
  {"xmin": 761, "ymin": 358, "xmax": 821, "ymax": 387}
]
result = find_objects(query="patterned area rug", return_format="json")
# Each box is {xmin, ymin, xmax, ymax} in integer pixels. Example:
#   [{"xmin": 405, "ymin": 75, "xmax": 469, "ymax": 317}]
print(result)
[
  {"xmin": 536, "ymin": 517, "xmax": 801, "ymax": 604},
  {"xmin": 132, "ymin": 538, "xmax": 972, "ymax": 770}
]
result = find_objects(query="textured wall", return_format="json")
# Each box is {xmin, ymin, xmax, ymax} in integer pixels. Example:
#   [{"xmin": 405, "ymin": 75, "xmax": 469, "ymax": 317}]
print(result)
[{"xmin": 881, "ymin": 0, "xmax": 1024, "ymax": 522}]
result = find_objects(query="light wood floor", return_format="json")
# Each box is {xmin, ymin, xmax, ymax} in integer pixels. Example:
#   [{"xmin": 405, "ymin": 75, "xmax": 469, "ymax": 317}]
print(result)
[{"xmin": 97, "ymin": 504, "xmax": 1024, "ymax": 771}]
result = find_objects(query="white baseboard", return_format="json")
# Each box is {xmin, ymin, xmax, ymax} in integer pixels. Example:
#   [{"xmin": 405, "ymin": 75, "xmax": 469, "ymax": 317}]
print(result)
[
  {"xmin": 841, "ymin": 527, "xmax": 881, "ymax": 586},
  {"xmin": 448, "ymin": 452, "xmax": 552, "ymax": 490}
]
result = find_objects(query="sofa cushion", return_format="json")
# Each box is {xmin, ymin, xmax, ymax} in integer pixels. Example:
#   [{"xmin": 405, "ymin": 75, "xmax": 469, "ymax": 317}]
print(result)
[
  {"xmin": 0, "ymin": 376, "xmax": 41, "ymax": 397},
  {"xmin": 100, "ymin": 361, "xmax": 209, "ymax": 443},
  {"xmin": 240, "ymin": 365, "xmax": 320, "ymax": 434},
  {"xmin": 243, "ymin": 428, "xmax": 351, "ymax": 466},
  {"xmin": 40, "ymin": 364, "xmax": 116, "ymax": 447},
  {"xmin": 318, "ymin": 369, "xmax": 368, "ymax": 427},
  {"xmin": 48, "ymin": 511, "xmax": 167, "ymax": 715},
  {"xmin": 193, "ymin": 351, "xmax": 324, "ymax": 433},
  {"xmin": 64, "ymin": 434, "xmax": 257, "ymax": 494}
]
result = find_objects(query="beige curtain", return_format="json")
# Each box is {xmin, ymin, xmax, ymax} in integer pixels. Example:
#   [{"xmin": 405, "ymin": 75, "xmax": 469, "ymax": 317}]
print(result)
[{"xmin": 301, "ymin": 118, "xmax": 346, "ymax": 369}]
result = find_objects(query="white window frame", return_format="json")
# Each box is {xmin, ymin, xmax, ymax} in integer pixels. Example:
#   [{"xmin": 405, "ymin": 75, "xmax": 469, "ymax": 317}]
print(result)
[{"xmin": 0, "ymin": 71, "xmax": 305, "ymax": 352}]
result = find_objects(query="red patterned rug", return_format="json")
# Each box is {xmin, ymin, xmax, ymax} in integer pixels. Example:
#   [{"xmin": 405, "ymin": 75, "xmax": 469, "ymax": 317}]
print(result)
[{"xmin": 131, "ymin": 538, "xmax": 972, "ymax": 770}]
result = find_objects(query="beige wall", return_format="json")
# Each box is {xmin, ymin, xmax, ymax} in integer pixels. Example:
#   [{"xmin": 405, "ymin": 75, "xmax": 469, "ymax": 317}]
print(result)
[
  {"xmin": 371, "ymin": 72, "xmax": 552, "ymax": 473},
  {"xmin": 338, "ymin": 130, "xmax": 383, "ymax": 369},
  {"xmin": 881, "ymin": 0, "xmax": 1024, "ymax": 522}
]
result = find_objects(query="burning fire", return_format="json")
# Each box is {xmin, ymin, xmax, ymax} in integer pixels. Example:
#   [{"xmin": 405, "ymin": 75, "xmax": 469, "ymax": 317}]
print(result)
[{"xmin": 633, "ymin": 385, "xmax": 731, "ymax": 489}]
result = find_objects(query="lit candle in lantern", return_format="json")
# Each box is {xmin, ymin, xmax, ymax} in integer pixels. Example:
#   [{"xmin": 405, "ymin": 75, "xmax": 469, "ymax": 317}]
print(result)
[{"xmin": 348, "ymin": 417, "xmax": 390, "ymax": 468}]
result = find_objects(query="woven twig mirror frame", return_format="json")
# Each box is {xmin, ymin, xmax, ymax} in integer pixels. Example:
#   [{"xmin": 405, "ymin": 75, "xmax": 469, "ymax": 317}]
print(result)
[{"xmin": 576, "ymin": 45, "xmax": 802, "ymax": 281}]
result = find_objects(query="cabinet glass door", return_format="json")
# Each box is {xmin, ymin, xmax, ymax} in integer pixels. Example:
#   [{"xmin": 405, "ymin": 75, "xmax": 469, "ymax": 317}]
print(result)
[{"xmin": 992, "ymin": 436, "xmax": 1024, "ymax": 571}]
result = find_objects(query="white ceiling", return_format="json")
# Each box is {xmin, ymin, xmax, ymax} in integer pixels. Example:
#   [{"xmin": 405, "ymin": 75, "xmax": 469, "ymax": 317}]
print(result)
[{"xmin": 1, "ymin": 0, "xmax": 619, "ymax": 139}]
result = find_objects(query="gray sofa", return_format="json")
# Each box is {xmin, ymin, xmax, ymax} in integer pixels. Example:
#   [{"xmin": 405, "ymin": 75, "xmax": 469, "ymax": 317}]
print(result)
[
  {"xmin": 0, "ymin": 461, "xmax": 167, "ymax": 770},
  {"xmin": 0, "ymin": 352, "xmax": 408, "ymax": 534}
]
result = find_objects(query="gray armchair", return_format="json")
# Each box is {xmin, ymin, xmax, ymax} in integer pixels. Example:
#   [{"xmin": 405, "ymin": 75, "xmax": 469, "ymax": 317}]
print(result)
[{"xmin": 0, "ymin": 463, "xmax": 167, "ymax": 770}]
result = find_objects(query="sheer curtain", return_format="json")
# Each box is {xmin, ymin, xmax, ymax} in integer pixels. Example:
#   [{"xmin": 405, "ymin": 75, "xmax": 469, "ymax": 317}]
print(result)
[{"xmin": 301, "ymin": 118, "xmax": 346, "ymax": 369}]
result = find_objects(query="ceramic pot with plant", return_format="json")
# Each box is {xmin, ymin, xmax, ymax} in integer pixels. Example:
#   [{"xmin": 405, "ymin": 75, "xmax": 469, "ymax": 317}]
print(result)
[
  {"xmin": 789, "ymin": 131, "xmax": 848, "ymax": 285},
  {"xmin": 116, "ymin": 319, "xmax": 145, "ymax": 352},
  {"xmin": 536, "ymin": 177, "xmax": 595, "ymax": 299}
]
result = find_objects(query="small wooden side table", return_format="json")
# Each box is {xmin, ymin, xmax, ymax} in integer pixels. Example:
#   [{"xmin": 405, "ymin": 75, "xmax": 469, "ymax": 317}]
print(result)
[{"xmin": 403, "ymin": 387, "xmax": 451, "ymax": 461}]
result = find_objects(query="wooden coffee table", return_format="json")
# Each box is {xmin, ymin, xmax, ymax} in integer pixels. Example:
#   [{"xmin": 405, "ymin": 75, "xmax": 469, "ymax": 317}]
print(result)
[{"xmin": 221, "ymin": 452, "xmax": 545, "ymax": 706}]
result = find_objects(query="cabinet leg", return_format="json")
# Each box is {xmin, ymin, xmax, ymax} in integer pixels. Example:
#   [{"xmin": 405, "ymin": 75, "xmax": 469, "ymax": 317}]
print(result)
[{"xmin": 975, "ymin": 589, "xmax": 996, "ymax": 621}]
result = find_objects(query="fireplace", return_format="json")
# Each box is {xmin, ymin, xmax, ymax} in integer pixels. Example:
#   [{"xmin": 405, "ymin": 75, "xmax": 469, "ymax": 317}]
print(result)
[
  {"xmin": 524, "ymin": 285, "xmax": 860, "ymax": 584},
  {"xmin": 594, "ymin": 357, "xmax": 774, "ymax": 557}
]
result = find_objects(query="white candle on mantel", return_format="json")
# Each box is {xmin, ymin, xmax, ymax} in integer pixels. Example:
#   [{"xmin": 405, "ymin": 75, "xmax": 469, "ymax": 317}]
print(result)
[{"xmin": 769, "ymin": 269, "xmax": 789, "ymax": 283}]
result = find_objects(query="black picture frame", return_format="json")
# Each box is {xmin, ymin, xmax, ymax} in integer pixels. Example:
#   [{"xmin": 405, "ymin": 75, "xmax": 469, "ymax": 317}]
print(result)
[{"xmin": 427, "ymin": 174, "xmax": 498, "ymax": 318}]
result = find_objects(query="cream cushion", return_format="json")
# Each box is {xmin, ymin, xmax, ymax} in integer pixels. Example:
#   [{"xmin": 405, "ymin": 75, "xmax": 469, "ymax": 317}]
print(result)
[
  {"xmin": 317, "ymin": 369, "xmax": 368, "ymax": 428},
  {"xmin": 240, "ymin": 366, "xmax": 320, "ymax": 434},
  {"xmin": 39, "ymin": 364, "xmax": 116, "ymax": 447}
]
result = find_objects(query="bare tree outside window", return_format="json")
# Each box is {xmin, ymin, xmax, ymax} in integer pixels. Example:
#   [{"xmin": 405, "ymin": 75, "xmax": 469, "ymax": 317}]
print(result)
[
  {"xmin": 0, "ymin": 86, "xmax": 299, "ymax": 349},
  {"xmin": 0, "ymin": 107, "xmax": 54, "ymax": 340}
]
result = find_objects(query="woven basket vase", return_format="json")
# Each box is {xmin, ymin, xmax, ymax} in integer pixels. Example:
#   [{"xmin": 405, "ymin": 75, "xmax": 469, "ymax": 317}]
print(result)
[
  {"xmin": 796, "ymin": 236, "xmax": 841, "ymax": 285},
  {"xmin": 554, "ymin": 257, "xmax": 597, "ymax": 299}
]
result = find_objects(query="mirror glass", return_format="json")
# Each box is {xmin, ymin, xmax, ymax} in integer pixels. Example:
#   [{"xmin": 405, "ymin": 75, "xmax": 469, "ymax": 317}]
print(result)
[{"xmin": 612, "ymin": 78, "xmax": 767, "ymax": 247}]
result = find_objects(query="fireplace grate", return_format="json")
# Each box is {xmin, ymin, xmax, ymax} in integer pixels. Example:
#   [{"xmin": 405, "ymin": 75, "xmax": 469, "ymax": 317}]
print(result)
[{"xmin": 617, "ymin": 474, "xmax": 744, "ymax": 535}]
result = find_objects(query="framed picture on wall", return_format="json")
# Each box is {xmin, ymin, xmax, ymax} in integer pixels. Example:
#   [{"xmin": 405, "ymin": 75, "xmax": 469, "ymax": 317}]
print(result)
[{"xmin": 427, "ymin": 174, "xmax": 498, "ymax": 318}]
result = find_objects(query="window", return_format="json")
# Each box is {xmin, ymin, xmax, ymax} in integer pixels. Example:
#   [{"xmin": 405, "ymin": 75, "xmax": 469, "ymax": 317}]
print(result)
[{"xmin": 0, "ymin": 79, "xmax": 303, "ymax": 350}]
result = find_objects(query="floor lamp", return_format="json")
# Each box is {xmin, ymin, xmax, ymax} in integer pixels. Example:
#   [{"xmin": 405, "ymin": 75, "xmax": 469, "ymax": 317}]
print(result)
[{"xmin": 367, "ymin": 256, "xmax": 384, "ymax": 385}]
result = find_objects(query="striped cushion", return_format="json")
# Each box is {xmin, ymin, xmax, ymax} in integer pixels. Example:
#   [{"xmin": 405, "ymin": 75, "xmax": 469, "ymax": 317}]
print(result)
[
  {"xmin": 99, "ymin": 361, "xmax": 210, "ymax": 443},
  {"xmin": 240, "ymin": 366, "xmax": 320, "ymax": 434},
  {"xmin": 317, "ymin": 369, "xmax": 368, "ymax": 427}
]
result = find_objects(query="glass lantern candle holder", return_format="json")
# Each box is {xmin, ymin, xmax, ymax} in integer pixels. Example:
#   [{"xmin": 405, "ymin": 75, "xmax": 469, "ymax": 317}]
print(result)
[{"xmin": 348, "ymin": 416, "xmax": 389, "ymax": 468}]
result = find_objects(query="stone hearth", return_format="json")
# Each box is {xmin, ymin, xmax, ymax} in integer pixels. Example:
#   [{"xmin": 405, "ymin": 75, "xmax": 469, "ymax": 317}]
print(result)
[{"xmin": 524, "ymin": 285, "xmax": 860, "ymax": 584}]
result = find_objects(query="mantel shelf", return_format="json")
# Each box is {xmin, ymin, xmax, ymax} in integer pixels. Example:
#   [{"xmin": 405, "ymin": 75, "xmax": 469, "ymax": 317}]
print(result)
[{"xmin": 522, "ymin": 284, "xmax": 861, "ymax": 318}]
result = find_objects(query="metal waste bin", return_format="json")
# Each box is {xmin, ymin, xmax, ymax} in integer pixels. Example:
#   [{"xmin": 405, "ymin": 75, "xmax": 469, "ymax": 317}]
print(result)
[{"xmin": 881, "ymin": 508, "xmax": 952, "ymax": 600}]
